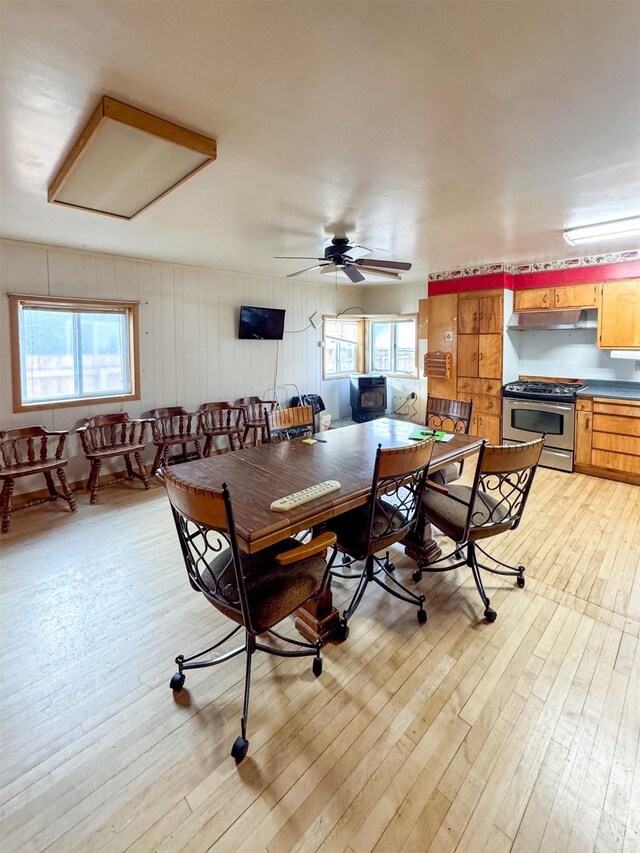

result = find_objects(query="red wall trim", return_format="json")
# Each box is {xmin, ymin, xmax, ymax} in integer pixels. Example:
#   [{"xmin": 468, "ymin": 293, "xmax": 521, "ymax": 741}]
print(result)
[
  {"xmin": 513, "ymin": 260, "xmax": 640, "ymax": 289},
  {"xmin": 428, "ymin": 272, "xmax": 514, "ymax": 296}
]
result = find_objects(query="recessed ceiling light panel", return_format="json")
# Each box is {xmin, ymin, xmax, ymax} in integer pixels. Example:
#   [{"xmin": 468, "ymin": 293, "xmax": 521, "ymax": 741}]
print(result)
[
  {"xmin": 563, "ymin": 216, "xmax": 640, "ymax": 245},
  {"xmin": 48, "ymin": 96, "xmax": 217, "ymax": 220}
]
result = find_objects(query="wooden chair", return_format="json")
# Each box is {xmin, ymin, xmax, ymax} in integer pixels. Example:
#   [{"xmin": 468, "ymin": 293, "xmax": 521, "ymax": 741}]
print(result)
[
  {"xmin": 0, "ymin": 426, "xmax": 76, "ymax": 533},
  {"xmin": 265, "ymin": 405, "xmax": 314, "ymax": 443},
  {"xmin": 414, "ymin": 438, "xmax": 544, "ymax": 621},
  {"xmin": 425, "ymin": 396, "xmax": 473, "ymax": 485},
  {"xmin": 150, "ymin": 407, "xmax": 204, "ymax": 473},
  {"xmin": 235, "ymin": 397, "xmax": 277, "ymax": 446},
  {"xmin": 161, "ymin": 468, "xmax": 336, "ymax": 762},
  {"xmin": 77, "ymin": 413, "xmax": 152, "ymax": 504},
  {"xmin": 199, "ymin": 402, "xmax": 246, "ymax": 455},
  {"xmin": 325, "ymin": 438, "xmax": 436, "ymax": 635}
]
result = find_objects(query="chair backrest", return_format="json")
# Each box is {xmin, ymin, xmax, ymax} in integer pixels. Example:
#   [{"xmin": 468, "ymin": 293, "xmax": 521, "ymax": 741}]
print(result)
[
  {"xmin": 0, "ymin": 426, "xmax": 67, "ymax": 469},
  {"xmin": 77, "ymin": 412, "xmax": 146, "ymax": 452},
  {"xmin": 199, "ymin": 402, "xmax": 245, "ymax": 432},
  {"xmin": 151, "ymin": 407, "xmax": 200, "ymax": 440},
  {"xmin": 425, "ymin": 396, "xmax": 473, "ymax": 433},
  {"xmin": 235, "ymin": 397, "xmax": 277, "ymax": 423},
  {"xmin": 463, "ymin": 438, "xmax": 545, "ymax": 538},
  {"xmin": 364, "ymin": 438, "xmax": 436, "ymax": 555},
  {"xmin": 266, "ymin": 405, "xmax": 314, "ymax": 443},
  {"xmin": 161, "ymin": 469, "xmax": 257, "ymax": 632}
]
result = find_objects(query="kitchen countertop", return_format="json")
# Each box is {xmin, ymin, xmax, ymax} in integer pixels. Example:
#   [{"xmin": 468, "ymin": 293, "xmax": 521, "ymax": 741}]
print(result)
[{"xmin": 577, "ymin": 379, "xmax": 640, "ymax": 401}]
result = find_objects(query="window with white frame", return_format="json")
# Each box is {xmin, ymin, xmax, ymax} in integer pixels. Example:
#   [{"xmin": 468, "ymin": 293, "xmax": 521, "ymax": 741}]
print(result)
[
  {"xmin": 322, "ymin": 317, "xmax": 362, "ymax": 377},
  {"xmin": 9, "ymin": 294, "xmax": 140, "ymax": 412},
  {"xmin": 369, "ymin": 317, "xmax": 417, "ymax": 376}
]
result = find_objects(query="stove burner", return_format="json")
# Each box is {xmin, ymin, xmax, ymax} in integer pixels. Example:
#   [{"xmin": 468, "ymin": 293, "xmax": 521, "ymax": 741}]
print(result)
[{"xmin": 503, "ymin": 381, "xmax": 585, "ymax": 403}]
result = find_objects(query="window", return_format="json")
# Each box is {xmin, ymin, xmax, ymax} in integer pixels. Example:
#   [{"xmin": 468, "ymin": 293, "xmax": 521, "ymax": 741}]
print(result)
[
  {"xmin": 322, "ymin": 317, "xmax": 363, "ymax": 378},
  {"xmin": 369, "ymin": 317, "xmax": 417, "ymax": 376},
  {"xmin": 9, "ymin": 294, "xmax": 140, "ymax": 412},
  {"xmin": 323, "ymin": 314, "xmax": 417, "ymax": 379}
]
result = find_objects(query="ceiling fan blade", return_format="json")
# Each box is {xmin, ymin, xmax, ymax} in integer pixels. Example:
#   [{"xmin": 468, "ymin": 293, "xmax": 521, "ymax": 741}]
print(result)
[
  {"xmin": 320, "ymin": 264, "xmax": 338, "ymax": 274},
  {"xmin": 275, "ymin": 256, "xmax": 324, "ymax": 260},
  {"xmin": 343, "ymin": 265, "xmax": 366, "ymax": 284},
  {"xmin": 286, "ymin": 264, "xmax": 329, "ymax": 278},
  {"xmin": 345, "ymin": 245, "xmax": 372, "ymax": 261},
  {"xmin": 357, "ymin": 266, "xmax": 402, "ymax": 280},
  {"xmin": 354, "ymin": 258, "xmax": 412, "ymax": 271}
]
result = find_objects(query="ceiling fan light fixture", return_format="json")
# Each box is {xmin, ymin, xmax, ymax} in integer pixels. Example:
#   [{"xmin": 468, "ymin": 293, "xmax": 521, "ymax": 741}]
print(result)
[{"xmin": 563, "ymin": 215, "xmax": 640, "ymax": 245}]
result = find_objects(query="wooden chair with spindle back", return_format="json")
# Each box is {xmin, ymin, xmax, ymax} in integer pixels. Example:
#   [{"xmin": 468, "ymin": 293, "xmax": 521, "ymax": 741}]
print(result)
[
  {"xmin": 150, "ymin": 407, "xmax": 204, "ymax": 473},
  {"xmin": 235, "ymin": 397, "xmax": 278, "ymax": 446},
  {"xmin": 77, "ymin": 413, "xmax": 152, "ymax": 504},
  {"xmin": 425, "ymin": 396, "xmax": 474, "ymax": 485},
  {"xmin": 198, "ymin": 402, "xmax": 246, "ymax": 455},
  {"xmin": 265, "ymin": 405, "xmax": 315, "ymax": 443},
  {"xmin": 0, "ymin": 426, "xmax": 77, "ymax": 533}
]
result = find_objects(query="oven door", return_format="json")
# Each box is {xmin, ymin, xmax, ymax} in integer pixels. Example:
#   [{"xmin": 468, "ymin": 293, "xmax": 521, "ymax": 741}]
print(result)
[{"xmin": 502, "ymin": 398, "xmax": 574, "ymax": 450}]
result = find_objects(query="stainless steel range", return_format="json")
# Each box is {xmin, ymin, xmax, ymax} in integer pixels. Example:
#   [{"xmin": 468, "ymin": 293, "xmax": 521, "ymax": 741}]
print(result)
[{"xmin": 502, "ymin": 381, "xmax": 585, "ymax": 472}]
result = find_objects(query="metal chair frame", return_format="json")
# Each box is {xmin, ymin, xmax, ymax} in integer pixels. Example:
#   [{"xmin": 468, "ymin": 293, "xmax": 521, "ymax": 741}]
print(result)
[
  {"xmin": 163, "ymin": 473, "xmax": 333, "ymax": 762},
  {"xmin": 414, "ymin": 438, "xmax": 544, "ymax": 622},
  {"xmin": 328, "ymin": 439, "xmax": 435, "ymax": 630},
  {"xmin": 425, "ymin": 395, "xmax": 473, "ymax": 481},
  {"xmin": 265, "ymin": 405, "xmax": 315, "ymax": 443}
]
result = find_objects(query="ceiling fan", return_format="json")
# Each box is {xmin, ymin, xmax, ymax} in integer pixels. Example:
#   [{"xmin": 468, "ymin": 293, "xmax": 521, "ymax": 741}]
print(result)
[{"xmin": 274, "ymin": 237, "xmax": 412, "ymax": 283}]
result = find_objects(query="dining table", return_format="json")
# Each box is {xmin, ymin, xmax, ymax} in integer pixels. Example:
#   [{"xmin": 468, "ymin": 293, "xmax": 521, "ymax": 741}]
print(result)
[{"xmin": 171, "ymin": 417, "xmax": 485, "ymax": 644}]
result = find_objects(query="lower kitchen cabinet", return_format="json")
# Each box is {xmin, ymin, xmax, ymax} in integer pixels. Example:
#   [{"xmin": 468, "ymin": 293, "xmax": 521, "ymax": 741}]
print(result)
[{"xmin": 575, "ymin": 397, "xmax": 640, "ymax": 483}]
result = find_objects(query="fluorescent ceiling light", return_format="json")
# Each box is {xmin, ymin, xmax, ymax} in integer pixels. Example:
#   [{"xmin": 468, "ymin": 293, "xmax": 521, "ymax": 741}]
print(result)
[
  {"xmin": 48, "ymin": 97, "xmax": 217, "ymax": 220},
  {"xmin": 563, "ymin": 216, "xmax": 640, "ymax": 245}
]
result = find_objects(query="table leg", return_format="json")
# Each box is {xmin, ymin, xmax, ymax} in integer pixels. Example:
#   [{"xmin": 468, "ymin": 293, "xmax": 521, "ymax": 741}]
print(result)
[
  {"xmin": 402, "ymin": 513, "xmax": 442, "ymax": 566},
  {"xmin": 294, "ymin": 583, "xmax": 343, "ymax": 645}
]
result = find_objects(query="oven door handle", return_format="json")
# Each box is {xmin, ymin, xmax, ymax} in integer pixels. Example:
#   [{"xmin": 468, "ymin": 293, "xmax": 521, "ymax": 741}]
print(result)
[{"xmin": 505, "ymin": 400, "xmax": 574, "ymax": 413}]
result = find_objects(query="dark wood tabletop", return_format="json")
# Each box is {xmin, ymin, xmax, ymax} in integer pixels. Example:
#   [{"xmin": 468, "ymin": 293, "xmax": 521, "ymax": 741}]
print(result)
[{"xmin": 173, "ymin": 418, "xmax": 484, "ymax": 553}]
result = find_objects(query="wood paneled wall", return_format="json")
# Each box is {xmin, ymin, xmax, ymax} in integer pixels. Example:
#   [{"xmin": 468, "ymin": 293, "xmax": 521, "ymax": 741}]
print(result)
[{"xmin": 0, "ymin": 239, "xmax": 360, "ymax": 491}]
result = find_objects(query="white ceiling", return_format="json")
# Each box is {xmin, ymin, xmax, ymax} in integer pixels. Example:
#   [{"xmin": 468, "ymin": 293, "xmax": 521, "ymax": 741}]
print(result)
[{"xmin": 1, "ymin": 0, "xmax": 639, "ymax": 286}]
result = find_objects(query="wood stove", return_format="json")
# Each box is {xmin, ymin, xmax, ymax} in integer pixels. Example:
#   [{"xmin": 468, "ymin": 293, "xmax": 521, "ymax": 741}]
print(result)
[{"xmin": 350, "ymin": 374, "xmax": 387, "ymax": 423}]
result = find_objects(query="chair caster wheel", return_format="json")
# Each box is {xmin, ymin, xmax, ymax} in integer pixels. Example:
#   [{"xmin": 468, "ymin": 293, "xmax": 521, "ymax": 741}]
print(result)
[
  {"xmin": 312, "ymin": 656, "xmax": 323, "ymax": 677},
  {"xmin": 417, "ymin": 608, "xmax": 427, "ymax": 624},
  {"xmin": 231, "ymin": 736, "xmax": 249, "ymax": 762},
  {"xmin": 517, "ymin": 576, "xmax": 525, "ymax": 589},
  {"xmin": 386, "ymin": 562, "xmax": 396, "ymax": 572},
  {"xmin": 484, "ymin": 607, "xmax": 497, "ymax": 623},
  {"xmin": 336, "ymin": 619, "xmax": 350, "ymax": 642},
  {"xmin": 412, "ymin": 570, "xmax": 423, "ymax": 583},
  {"xmin": 342, "ymin": 554, "xmax": 351, "ymax": 565},
  {"xmin": 170, "ymin": 672, "xmax": 185, "ymax": 691}
]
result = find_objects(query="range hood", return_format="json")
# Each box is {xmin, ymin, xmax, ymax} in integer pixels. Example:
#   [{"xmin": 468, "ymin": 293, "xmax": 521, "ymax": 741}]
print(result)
[{"xmin": 507, "ymin": 308, "xmax": 598, "ymax": 331}]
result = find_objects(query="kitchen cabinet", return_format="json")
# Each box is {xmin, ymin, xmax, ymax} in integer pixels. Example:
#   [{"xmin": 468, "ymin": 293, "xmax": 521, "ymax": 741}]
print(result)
[
  {"xmin": 574, "ymin": 396, "xmax": 640, "ymax": 483},
  {"xmin": 598, "ymin": 280, "xmax": 640, "ymax": 349},
  {"xmin": 477, "ymin": 413, "xmax": 502, "ymax": 445},
  {"xmin": 553, "ymin": 284, "xmax": 598, "ymax": 309},
  {"xmin": 514, "ymin": 288, "xmax": 553, "ymax": 310},
  {"xmin": 457, "ymin": 294, "xmax": 502, "ymax": 334},
  {"xmin": 426, "ymin": 293, "xmax": 458, "ymax": 399},
  {"xmin": 478, "ymin": 334, "xmax": 502, "ymax": 379},
  {"xmin": 458, "ymin": 334, "xmax": 479, "ymax": 377},
  {"xmin": 514, "ymin": 284, "xmax": 598, "ymax": 311}
]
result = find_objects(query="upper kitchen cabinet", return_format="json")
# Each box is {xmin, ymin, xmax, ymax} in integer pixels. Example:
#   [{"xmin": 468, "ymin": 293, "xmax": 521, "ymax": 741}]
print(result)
[
  {"xmin": 514, "ymin": 284, "xmax": 598, "ymax": 311},
  {"xmin": 458, "ymin": 294, "xmax": 503, "ymax": 334},
  {"xmin": 553, "ymin": 284, "xmax": 598, "ymax": 309},
  {"xmin": 598, "ymin": 280, "xmax": 640, "ymax": 349},
  {"xmin": 514, "ymin": 288, "xmax": 553, "ymax": 310}
]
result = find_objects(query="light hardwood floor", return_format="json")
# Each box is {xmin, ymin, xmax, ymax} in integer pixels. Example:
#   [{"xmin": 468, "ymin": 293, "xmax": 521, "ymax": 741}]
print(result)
[{"xmin": 0, "ymin": 466, "xmax": 639, "ymax": 852}]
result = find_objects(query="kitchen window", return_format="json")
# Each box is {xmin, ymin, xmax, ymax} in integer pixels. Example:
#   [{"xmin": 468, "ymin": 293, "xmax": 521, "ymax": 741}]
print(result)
[{"xmin": 8, "ymin": 294, "xmax": 140, "ymax": 412}]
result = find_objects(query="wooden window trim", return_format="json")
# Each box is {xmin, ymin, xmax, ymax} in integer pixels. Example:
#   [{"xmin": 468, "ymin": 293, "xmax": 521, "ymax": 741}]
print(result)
[
  {"xmin": 8, "ymin": 293, "xmax": 141, "ymax": 413},
  {"xmin": 366, "ymin": 314, "xmax": 419, "ymax": 379},
  {"xmin": 322, "ymin": 315, "xmax": 364, "ymax": 380}
]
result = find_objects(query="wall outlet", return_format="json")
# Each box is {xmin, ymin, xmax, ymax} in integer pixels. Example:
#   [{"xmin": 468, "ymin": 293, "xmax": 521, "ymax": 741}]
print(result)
[{"xmin": 445, "ymin": 330, "xmax": 453, "ymax": 343}]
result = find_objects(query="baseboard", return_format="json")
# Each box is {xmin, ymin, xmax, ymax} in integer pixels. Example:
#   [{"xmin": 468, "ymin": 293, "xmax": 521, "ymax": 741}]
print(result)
[{"xmin": 574, "ymin": 463, "xmax": 640, "ymax": 487}]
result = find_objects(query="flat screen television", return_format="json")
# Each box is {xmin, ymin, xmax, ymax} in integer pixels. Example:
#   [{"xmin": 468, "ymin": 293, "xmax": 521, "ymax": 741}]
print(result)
[{"xmin": 238, "ymin": 305, "xmax": 286, "ymax": 340}]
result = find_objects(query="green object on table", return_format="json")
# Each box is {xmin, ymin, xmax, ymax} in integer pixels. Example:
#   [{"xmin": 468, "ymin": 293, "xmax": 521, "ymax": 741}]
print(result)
[{"xmin": 408, "ymin": 428, "xmax": 446, "ymax": 442}]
